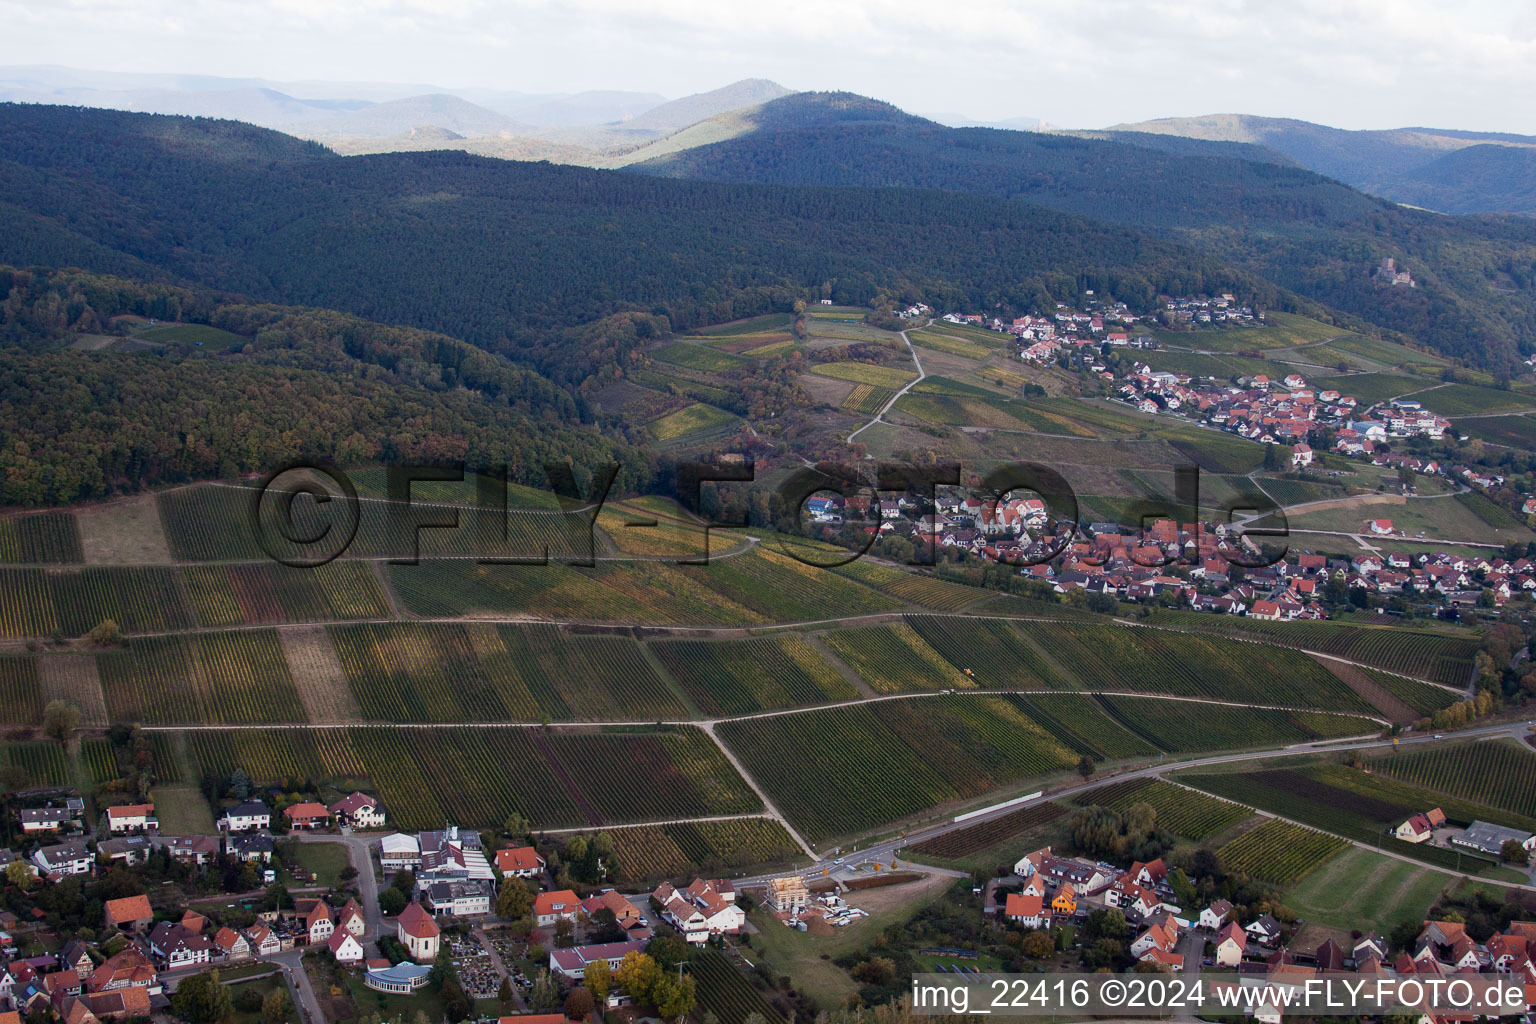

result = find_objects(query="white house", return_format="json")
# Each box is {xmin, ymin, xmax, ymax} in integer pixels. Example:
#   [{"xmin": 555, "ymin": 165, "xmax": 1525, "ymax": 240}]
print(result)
[
  {"xmin": 327, "ymin": 931, "xmax": 364, "ymax": 963},
  {"xmin": 219, "ymin": 801, "xmax": 271, "ymax": 832},
  {"xmin": 106, "ymin": 804, "xmax": 157, "ymax": 834},
  {"xmin": 1199, "ymin": 900, "xmax": 1233, "ymax": 931}
]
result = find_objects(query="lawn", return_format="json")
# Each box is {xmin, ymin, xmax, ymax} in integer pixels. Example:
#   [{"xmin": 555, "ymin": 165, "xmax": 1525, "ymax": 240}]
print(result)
[
  {"xmin": 1284, "ymin": 847, "xmax": 1452, "ymax": 935},
  {"xmin": 278, "ymin": 841, "xmax": 352, "ymax": 888},
  {"xmin": 151, "ymin": 785, "xmax": 216, "ymax": 835}
]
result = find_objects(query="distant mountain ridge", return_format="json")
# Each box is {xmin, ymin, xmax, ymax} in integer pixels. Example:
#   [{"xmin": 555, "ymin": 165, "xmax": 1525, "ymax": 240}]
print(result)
[
  {"xmin": 1103, "ymin": 113, "xmax": 1536, "ymax": 216},
  {"xmin": 627, "ymin": 92, "xmax": 1536, "ymax": 371}
]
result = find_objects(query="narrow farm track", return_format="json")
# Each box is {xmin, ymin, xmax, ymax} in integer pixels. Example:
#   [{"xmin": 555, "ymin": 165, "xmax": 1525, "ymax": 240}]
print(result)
[
  {"xmin": 113, "ymin": 604, "xmax": 1461, "ymax": 692},
  {"xmin": 131, "ymin": 685, "xmax": 1388, "ymax": 732},
  {"xmin": 846, "ymin": 320, "xmax": 928, "ymax": 444}
]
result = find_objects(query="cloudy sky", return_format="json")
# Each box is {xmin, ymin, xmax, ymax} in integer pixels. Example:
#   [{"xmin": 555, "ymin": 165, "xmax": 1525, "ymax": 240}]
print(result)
[{"xmin": 5, "ymin": 0, "xmax": 1536, "ymax": 130}]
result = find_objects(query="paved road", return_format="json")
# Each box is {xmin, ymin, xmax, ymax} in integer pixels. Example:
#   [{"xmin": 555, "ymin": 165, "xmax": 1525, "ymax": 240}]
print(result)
[{"xmin": 733, "ymin": 719, "xmax": 1535, "ymax": 885}]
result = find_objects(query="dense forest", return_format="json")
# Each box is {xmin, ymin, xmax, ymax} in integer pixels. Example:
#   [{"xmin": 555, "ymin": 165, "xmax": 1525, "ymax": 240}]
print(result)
[
  {"xmin": 0, "ymin": 103, "xmax": 1300, "ymax": 363},
  {"xmin": 637, "ymin": 94, "xmax": 1536, "ymax": 370},
  {"xmin": 0, "ymin": 268, "xmax": 652, "ymax": 506}
]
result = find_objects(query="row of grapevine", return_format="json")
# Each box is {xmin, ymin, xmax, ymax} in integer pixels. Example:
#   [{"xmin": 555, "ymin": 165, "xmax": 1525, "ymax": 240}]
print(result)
[
  {"xmin": 594, "ymin": 819, "xmax": 802, "ymax": 882},
  {"xmin": 0, "ymin": 740, "xmax": 72, "ymax": 786},
  {"xmin": 0, "ymin": 656, "xmax": 43, "ymax": 726},
  {"xmin": 905, "ymin": 615, "xmax": 1070, "ymax": 689},
  {"xmin": 183, "ymin": 561, "xmax": 390, "ymax": 627},
  {"xmin": 829, "ymin": 560, "xmax": 990, "ymax": 611},
  {"xmin": 1143, "ymin": 611, "xmax": 1480, "ymax": 687},
  {"xmin": 1216, "ymin": 819, "xmax": 1350, "ymax": 884},
  {"xmin": 0, "ymin": 512, "xmax": 83, "ymax": 564},
  {"xmin": 173, "ymin": 725, "xmax": 759, "ymax": 831},
  {"xmin": 1094, "ymin": 695, "xmax": 1372, "ymax": 752},
  {"xmin": 1026, "ymin": 622, "xmax": 1379, "ymax": 716},
  {"xmin": 328, "ymin": 623, "xmax": 686, "ymax": 723},
  {"xmin": 818, "ymin": 623, "xmax": 972, "ymax": 693},
  {"xmin": 1010, "ymin": 694, "xmax": 1160, "ymax": 760},
  {"xmin": 1366, "ymin": 740, "xmax": 1536, "ymax": 819},
  {"xmin": 652, "ymin": 635, "xmax": 856, "ymax": 715},
  {"xmin": 1177, "ymin": 766, "xmax": 1510, "ymax": 875},
  {"xmin": 716, "ymin": 696, "xmax": 1080, "ymax": 843},
  {"xmin": 693, "ymin": 547, "xmax": 903, "ymax": 622},
  {"xmin": 0, "ymin": 567, "xmax": 187, "ymax": 638},
  {"xmin": 689, "ymin": 948, "xmax": 786, "ymax": 1024},
  {"xmin": 1075, "ymin": 778, "xmax": 1249, "ymax": 840},
  {"xmin": 98, "ymin": 631, "xmax": 302, "ymax": 723}
]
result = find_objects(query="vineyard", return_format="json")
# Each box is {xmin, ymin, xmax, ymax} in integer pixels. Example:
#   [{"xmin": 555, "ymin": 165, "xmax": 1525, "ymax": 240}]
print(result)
[
  {"xmin": 0, "ymin": 656, "xmax": 42, "ymax": 726},
  {"xmin": 1177, "ymin": 765, "xmax": 1516, "ymax": 875},
  {"xmin": 1093, "ymin": 695, "xmax": 1374, "ymax": 753},
  {"xmin": 716, "ymin": 695, "xmax": 1081, "ymax": 842},
  {"xmin": 828, "ymin": 561, "xmax": 990, "ymax": 611},
  {"xmin": 175, "ymin": 725, "xmax": 759, "ymax": 831},
  {"xmin": 1022, "ymin": 622, "xmax": 1380, "ymax": 716},
  {"xmin": 1010, "ymin": 694, "xmax": 1160, "ymax": 761},
  {"xmin": 0, "ymin": 512, "xmax": 83, "ymax": 564},
  {"xmin": 51, "ymin": 567, "xmax": 192, "ymax": 636},
  {"xmin": 183, "ymin": 561, "xmax": 390, "ymax": 626},
  {"xmin": 1216, "ymin": 819, "xmax": 1349, "ymax": 884},
  {"xmin": 689, "ymin": 948, "xmax": 785, "ymax": 1024},
  {"xmin": 651, "ymin": 635, "xmax": 856, "ymax": 715},
  {"xmin": 1142, "ymin": 611, "xmax": 1480, "ymax": 687},
  {"xmin": 1366, "ymin": 740, "xmax": 1536, "ymax": 819},
  {"xmin": 809, "ymin": 362, "xmax": 918, "ymax": 388},
  {"xmin": 818, "ymin": 623, "xmax": 971, "ymax": 693},
  {"xmin": 97, "ymin": 631, "xmax": 303, "ymax": 723},
  {"xmin": 905, "ymin": 615, "xmax": 1069, "ymax": 689},
  {"xmin": 1075, "ymin": 778, "xmax": 1249, "ymax": 840},
  {"xmin": 0, "ymin": 740, "xmax": 73, "ymax": 787},
  {"xmin": 388, "ymin": 560, "xmax": 766, "ymax": 625},
  {"xmin": 692, "ymin": 547, "xmax": 903, "ymax": 622},
  {"xmin": 0, "ymin": 568, "xmax": 59, "ymax": 637},
  {"xmin": 328, "ymin": 623, "xmax": 685, "ymax": 723},
  {"xmin": 906, "ymin": 801, "xmax": 1067, "ymax": 860},
  {"xmin": 598, "ymin": 819, "xmax": 803, "ymax": 882},
  {"xmin": 840, "ymin": 383, "xmax": 895, "ymax": 415},
  {"xmin": 82, "ymin": 733, "xmax": 182, "ymax": 785}
]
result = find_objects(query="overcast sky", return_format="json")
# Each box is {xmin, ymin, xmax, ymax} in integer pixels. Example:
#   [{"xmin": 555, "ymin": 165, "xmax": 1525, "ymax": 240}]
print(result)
[{"xmin": 6, "ymin": 0, "xmax": 1536, "ymax": 131}]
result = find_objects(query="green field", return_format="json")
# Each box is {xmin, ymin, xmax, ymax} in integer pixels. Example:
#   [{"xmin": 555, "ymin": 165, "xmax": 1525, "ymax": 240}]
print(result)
[
  {"xmin": 1285, "ymin": 847, "xmax": 1452, "ymax": 935},
  {"xmin": 648, "ymin": 402, "xmax": 738, "ymax": 442},
  {"xmin": 650, "ymin": 342, "xmax": 749, "ymax": 373},
  {"xmin": 808, "ymin": 361, "xmax": 918, "ymax": 388},
  {"xmin": 136, "ymin": 323, "xmax": 246, "ymax": 349}
]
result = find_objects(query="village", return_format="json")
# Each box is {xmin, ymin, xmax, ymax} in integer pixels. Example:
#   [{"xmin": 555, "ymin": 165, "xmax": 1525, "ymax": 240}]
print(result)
[{"xmin": 0, "ymin": 785, "xmax": 904, "ymax": 1024}]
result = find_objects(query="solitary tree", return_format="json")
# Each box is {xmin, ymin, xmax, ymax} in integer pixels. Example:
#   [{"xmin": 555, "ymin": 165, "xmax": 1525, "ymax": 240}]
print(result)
[
  {"xmin": 564, "ymin": 987, "xmax": 595, "ymax": 1021},
  {"xmin": 1076, "ymin": 755, "xmax": 1096, "ymax": 779},
  {"xmin": 86, "ymin": 619, "xmax": 123, "ymax": 646},
  {"xmin": 43, "ymin": 699, "xmax": 81, "ymax": 741},
  {"xmin": 497, "ymin": 876, "xmax": 532, "ymax": 919}
]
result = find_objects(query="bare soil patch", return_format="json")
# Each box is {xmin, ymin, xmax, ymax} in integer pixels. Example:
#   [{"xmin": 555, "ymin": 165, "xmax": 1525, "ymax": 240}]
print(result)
[
  {"xmin": 76, "ymin": 493, "xmax": 172, "ymax": 564},
  {"xmin": 278, "ymin": 625, "xmax": 362, "ymax": 724}
]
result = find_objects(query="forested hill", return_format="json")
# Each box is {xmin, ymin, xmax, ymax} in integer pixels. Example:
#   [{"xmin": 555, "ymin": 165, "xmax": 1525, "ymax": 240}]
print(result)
[
  {"xmin": 634, "ymin": 96, "xmax": 1536, "ymax": 371},
  {"xmin": 0, "ymin": 266, "xmax": 654, "ymax": 506},
  {"xmin": 0, "ymin": 103, "xmax": 1301, "ymax": 361}
]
